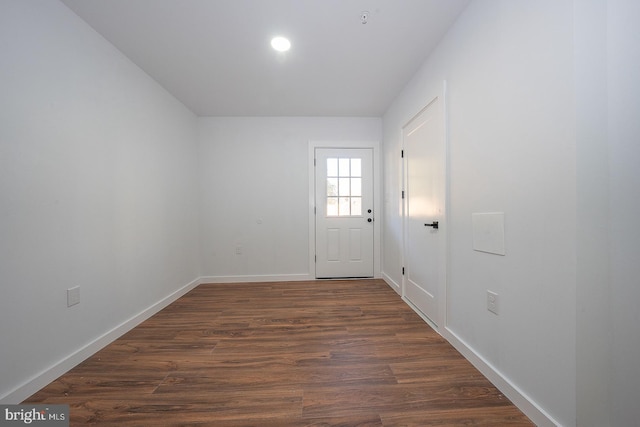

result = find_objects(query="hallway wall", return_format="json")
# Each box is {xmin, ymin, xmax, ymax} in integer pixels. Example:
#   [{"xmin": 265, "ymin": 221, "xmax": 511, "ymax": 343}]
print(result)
[
  {"xmin": 382, "ymin": 1, "xmax": 576, "ymax": 425},
  {"xmin": 0, "ymin": 0, "xmax": 200, "ymax": 401}
]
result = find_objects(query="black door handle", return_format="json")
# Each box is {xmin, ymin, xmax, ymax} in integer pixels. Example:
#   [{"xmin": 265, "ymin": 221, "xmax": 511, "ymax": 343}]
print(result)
[{"xmin": 424, "ymin": 221, "xmax": 439, "ymax": 229}]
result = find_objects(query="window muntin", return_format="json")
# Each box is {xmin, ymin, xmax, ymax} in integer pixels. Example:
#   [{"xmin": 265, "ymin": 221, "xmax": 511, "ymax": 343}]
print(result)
[{"xmin": 326, "ymin": 157, "xmax": 362, "ymax": 217}]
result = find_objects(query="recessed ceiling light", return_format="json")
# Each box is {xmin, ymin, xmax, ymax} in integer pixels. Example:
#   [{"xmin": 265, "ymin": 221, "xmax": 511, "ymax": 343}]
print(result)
[{"xmin": 271, "ymin": 36, "xmax": 291, "ymax": 52}]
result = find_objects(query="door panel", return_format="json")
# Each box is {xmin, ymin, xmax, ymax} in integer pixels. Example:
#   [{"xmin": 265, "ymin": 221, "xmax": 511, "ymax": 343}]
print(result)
[
  {"xmin": 315, "ymin": 148, "xmax": 374, "ymax": 278},
  {"xmin": 403, "ymin": 97, "xmax": 445, "ymax": 325},
  {"xmin": 326, "ymin": 229, "xmax": 340, "ymax": 261}
]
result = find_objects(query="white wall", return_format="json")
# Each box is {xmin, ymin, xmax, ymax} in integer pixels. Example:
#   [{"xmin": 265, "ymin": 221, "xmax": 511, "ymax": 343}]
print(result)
[
  {"xmin": 198, "ymin": 116, "xmax": 381, "ymax": 280},
  {"xmin": 0, "ymin": 0, "xmax": 200, "ymax": 402},
  {"xmin": 383, "ymin": 0, "xmax": 640, "ymax": 425},
  {"xmin": 382, "ymin": 1, "xmax": 576, "ymax": 425},
  {"xmin": 575, "ymin": 0, "xmax": 612, "ymax": 425},
  {"xmin": 575, "ymin": 1, "xmax": 640, "ymax": 425},
  {"xmin": 607, "ymin": 1, "xmax": 640, "ymax": 425}
]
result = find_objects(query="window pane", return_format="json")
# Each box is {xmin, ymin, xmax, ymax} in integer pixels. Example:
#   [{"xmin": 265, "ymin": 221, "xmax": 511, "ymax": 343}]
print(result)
[
  {"xmin": 326, "ymin": 197, "xmax": 338, "ymax": 216},
  {"xmin": 339, "ymin": 158, "xmax": 350, "ymax": 177},
  {"xmin": 338, "ymin": 197, "xmax": 350, "ymax": 216},
  {"xmin": 338, "ymin": 178, "xmax": 350, "ymax": 196},
  {"xmin": 325, "ymin": 156, "xmax": 366, "ymax": 218},
  {"xmin": 351, "ymin": 158, "xmax": 361, "ymax": 177},
  {"xmin": 351, "ymin": 197, "xmax": 362, "ymax": 216},
  {"xmin": 327, "ymin": 178, "xmax": 338, "ymax": 196},
  {"xmin": 327, "ymin": 158, "xmax": 338, "ymax": 177},
  {"xmin": 351, "ymin": 178, "xmax": 361, "ymax": 196}
]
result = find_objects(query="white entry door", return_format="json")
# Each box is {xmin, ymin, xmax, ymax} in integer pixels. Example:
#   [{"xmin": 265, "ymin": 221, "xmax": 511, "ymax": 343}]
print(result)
[
  {"xmin": 315, "ymin": 148, "xmax": 374, "ymax": 278},
  {"xmin": 403, "ymin": 96, "xmax": 446, "ymax": 326}
]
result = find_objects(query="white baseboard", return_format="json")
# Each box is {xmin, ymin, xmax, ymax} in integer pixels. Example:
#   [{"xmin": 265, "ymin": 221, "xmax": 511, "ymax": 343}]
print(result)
[
  {"xmin": 200, "ymin": 273, "xmax": 314, "ymax": 283},
  {"xmin": 381, "ymin": 273, "xmax": 559, "ymax": 426},
  {"xmin": 443, "ymin": 327, "xmax": 561, "ymax": 427},
  {"xmin": 2, "ymin": 277, "xmax": 201, "ymax": 404},
  {"xmin": 381, "ymin": 272, "xmax": 401, "ymax": 295}
]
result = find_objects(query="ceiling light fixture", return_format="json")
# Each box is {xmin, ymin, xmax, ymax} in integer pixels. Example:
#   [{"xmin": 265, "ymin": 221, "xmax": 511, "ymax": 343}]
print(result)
[{"xmin": 271, "ymin": 36, "xmax": 291, "ymax": 52}]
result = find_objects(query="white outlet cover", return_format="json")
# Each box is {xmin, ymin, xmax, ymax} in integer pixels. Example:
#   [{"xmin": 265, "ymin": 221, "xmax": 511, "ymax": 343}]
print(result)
[
  {"xmin": 472, "ymin": 212, "xmax": 505, "ymax": 255},
  {"xmin": 487, "ymin": 290, "xmax": 499, "ymax": 315}
]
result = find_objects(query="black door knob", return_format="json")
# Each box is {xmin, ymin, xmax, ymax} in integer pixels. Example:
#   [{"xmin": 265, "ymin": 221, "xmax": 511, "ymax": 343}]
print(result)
[{"xmin": 367, "ymin": 218, "xmax": 373, "ymax": 223}]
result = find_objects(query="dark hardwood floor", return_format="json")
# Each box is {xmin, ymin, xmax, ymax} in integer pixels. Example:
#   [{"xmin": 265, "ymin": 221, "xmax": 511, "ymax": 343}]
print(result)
[{"xmin": 26, "ymin": 279, "xmax": 533, "ymax": 426}]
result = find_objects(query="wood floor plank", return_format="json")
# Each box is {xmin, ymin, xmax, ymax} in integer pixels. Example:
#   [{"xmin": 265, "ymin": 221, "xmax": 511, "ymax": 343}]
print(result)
[
  {"xmin": 25, "ymin": 279, "xmax": 533, "ymax": 426},
  {"xmin": 380, "ymin": 406, "xmax": 533, "ymax": 426}
]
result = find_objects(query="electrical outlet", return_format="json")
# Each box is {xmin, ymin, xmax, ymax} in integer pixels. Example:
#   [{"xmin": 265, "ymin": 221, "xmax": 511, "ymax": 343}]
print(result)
[
  {"xmin": 487, "ymin": 290, "xmax": 499, "ymax": 315},
  {"xmin": 67, "ymin": 286, "xmax": 80, "ymax": 307}
]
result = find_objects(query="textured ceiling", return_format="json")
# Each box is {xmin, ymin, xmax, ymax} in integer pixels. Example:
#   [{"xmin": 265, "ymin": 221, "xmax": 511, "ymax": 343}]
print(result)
[{"xmin": 61, "ymin": 0, "xmax": 470, "ymax": 116}]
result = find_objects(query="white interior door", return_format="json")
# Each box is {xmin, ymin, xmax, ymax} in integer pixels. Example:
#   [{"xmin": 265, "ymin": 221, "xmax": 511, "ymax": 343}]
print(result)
[
  {"xmin": 403, "ymin": 96, "xmax": 446, "ymax": 326},
  {"xmin": 315, "ymin": 148, "xmax": 374, "ymax": 278}
]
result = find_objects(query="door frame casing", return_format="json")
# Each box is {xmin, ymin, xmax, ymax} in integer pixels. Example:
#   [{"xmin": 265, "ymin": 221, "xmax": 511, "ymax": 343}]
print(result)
[
  {"xmin": 401, "ymin": 80, "xmax": 450, "ymax": 331},
  {"xmin": 308, "ymin": 140, "xmax": 382, "ymax": 279}
]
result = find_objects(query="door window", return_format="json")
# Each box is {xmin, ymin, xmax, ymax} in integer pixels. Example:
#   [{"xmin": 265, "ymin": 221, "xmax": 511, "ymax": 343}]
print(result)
[{"xmin": 326, "ymin": 157, "xmax": 362, "ymax": 217}]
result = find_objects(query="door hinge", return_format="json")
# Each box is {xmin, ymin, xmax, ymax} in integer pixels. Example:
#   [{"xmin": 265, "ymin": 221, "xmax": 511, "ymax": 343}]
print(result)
[
  {"xmin": 315, "ymin": 255, "xmax": 317, "ymax": 262},
  {"xmin": 314, "ymin": 158, "xmax": 316, "ymax": 166},
  {"xmin": 401, "ymin": 190, "xmax": 405, "ymax": 199},
  {"xmin": 314, "ymin": 206, "xmax": 316, "ymax": 214},
  {"xmin": 402, "ymin": 267, "xmax": 405, "ymax": 275},
  {"xmin": 401, "ymin": 149, "xmax": 404, "ymax": 158}
]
